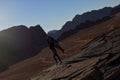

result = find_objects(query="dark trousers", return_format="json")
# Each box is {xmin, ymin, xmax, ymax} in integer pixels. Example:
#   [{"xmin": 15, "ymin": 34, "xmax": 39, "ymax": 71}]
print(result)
[{"xmin": 50, "ymin": 45, "xmax": 64, "ymax": 64}]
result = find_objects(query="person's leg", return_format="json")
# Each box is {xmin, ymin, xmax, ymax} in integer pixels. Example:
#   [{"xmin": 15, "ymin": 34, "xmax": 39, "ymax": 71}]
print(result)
[
  {"xmin": 56, "ymin": 45, "xmax": 64, "ymax": 53},
  {"xmin": 51, "ymin": 48, "xmax": 58, "ymax": 64},
  {"xmin": 54, "ymin": 51, "xmax": 63, "ymax": 64}
]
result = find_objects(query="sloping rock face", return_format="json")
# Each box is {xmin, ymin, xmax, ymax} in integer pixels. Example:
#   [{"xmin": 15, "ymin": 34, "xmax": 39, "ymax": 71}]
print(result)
[
  {"xmin": 0, "ymin": 25, "xmax": 47, "ymax": 72},
  {"xmin": 31, "ymin": 26, "xmax": 120, "ymax": 80}
]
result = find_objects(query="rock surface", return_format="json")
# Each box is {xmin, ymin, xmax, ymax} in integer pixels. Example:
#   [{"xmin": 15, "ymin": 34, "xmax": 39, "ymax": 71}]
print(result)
[{"xmin": 31, "ymin": 26, "xmax": 120, "ymax": 80}]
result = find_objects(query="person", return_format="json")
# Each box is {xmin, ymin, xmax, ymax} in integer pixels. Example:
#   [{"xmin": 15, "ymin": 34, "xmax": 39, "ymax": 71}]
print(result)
[{"xmin": 47, "ymin": 36, "xmax": 64, "ymax": 64}]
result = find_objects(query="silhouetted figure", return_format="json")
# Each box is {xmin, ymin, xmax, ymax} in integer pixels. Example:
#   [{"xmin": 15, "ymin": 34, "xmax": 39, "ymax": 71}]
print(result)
[{"xmin": 47, "ymin": 36, "xmax": 64, "ymax": 64}]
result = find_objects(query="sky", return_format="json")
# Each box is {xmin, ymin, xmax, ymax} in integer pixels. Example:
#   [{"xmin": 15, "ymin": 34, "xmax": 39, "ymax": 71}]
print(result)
[{"xmin": 0, "ymin": 0, "xmax": 120, "ymax": 32}]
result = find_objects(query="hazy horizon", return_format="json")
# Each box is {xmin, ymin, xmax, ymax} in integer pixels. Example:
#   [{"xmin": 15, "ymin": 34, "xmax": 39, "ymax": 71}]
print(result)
[{"xmin": 0, "ymin": 0, "xmax": 120, "ymax": 32}]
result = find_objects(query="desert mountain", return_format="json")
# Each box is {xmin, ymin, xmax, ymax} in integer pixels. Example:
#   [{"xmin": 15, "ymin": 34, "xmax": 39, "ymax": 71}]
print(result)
[{"xmin": 0, "ymin": 25, "xmax": 47, "ymax": 72}]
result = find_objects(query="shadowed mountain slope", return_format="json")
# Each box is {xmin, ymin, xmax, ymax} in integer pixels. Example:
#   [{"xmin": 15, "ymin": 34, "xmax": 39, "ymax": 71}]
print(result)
[
  {"xmin": 31, "ymin": 21, "xmax": 120, "ymax": 80},
  {"xmin": 0, "ymin": 25, "xmax": 47, "ymax": 72}
]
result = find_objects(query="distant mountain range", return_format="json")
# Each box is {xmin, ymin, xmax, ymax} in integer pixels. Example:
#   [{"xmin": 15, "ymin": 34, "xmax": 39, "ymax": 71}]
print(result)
[
  {"xmin": 0, "ymin": 25, "xmax": 47, "ymax": 72},
  {"xmin": 48, "ymin": 4, "xmax": 120, "ymax": 39}
]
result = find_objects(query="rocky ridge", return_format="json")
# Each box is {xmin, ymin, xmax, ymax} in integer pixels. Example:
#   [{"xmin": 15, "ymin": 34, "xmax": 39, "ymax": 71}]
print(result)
[{"xmin": 31, "ymin": 26, "xmax": 120, "ymax": 80}]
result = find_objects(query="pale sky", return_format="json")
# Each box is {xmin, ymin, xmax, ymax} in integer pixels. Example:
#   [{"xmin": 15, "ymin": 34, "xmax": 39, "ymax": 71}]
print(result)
[{"xmin": 0, "ymin": 0, "xmax": 120, "ymax": 32}]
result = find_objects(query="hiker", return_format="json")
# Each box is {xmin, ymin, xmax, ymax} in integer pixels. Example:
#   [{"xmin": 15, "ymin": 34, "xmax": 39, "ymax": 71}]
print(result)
[{"xmin": 47, "ymin": 36, "xmax": 64, "ymax": 64}]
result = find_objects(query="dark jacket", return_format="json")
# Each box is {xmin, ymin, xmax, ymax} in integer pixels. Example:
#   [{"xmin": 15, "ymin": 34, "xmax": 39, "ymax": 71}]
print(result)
[{"xmin": 47, "ymin": 36, "xmax": 58, "ymax": 49}]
